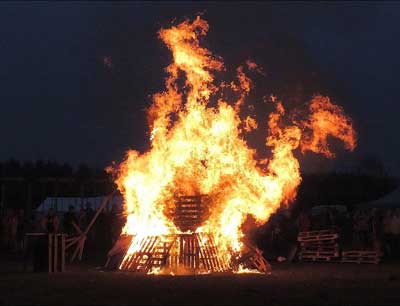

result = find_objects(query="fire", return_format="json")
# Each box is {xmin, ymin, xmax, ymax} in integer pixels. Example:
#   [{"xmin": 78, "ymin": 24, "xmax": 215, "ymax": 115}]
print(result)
[
  {"xmin": 299, "ymin": 95, "xmax": 357, "ymax": 158},
  {"xmin": 110, "ymin": 16, "xmax": 356, "ymax": 273}
]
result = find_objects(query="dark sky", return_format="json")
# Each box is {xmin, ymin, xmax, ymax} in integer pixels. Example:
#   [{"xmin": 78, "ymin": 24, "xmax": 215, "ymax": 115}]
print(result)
[{"xmin": 1, "ymin": 2, "xmax": 399, "ymax": 174}]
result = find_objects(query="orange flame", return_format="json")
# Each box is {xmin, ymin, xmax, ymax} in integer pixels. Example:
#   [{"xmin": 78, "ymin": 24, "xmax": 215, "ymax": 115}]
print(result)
[
  {"xmin": 111, "ymin": 16, "xmax": 356, "ymax": 272},
  {"xmin": 299, "ymin": 95, "xmax": 357, "ymax": 158}
]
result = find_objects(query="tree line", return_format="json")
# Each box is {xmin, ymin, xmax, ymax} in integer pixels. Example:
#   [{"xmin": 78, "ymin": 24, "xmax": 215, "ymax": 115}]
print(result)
[{"xmin": 0, "ymin": 158, "xmax": 398, "ymax": 212}]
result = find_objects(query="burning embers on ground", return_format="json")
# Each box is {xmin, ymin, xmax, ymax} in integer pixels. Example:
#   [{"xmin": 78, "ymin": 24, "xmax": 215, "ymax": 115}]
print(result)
[{"xmin": 107, "ymin": 16, "xmax": 356, "ymax": 274}]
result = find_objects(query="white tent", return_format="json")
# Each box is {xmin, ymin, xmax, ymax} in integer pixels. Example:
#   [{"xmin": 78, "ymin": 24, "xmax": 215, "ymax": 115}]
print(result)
[{"xmin": 36, "ymin": 195, "xmax": 124, "ymax": 213}]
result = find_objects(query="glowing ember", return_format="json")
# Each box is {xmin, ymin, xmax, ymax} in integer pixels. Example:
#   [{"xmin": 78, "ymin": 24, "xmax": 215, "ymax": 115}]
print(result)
[{"xmin": 109, "ymin": 16, "xmax": 356, "ymax": 274}]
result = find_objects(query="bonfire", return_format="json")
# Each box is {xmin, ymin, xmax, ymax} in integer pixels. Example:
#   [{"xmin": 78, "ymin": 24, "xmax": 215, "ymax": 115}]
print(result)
[{"xmin": 106, "ymin": 16, "xmax": 356, "ymax": 274}]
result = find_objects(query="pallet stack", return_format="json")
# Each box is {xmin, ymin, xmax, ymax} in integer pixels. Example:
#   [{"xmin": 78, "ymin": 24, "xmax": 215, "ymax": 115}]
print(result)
[
  {"xmin": 117, "ymin": 233, "xmax": 228, "ymax": 273},
  {"xmin": 298, "ymin": 229, "xmax": 340, "ymax": 262},
  {"xmin": 342, "ymin": 250, "xmax": 381, "ymax": 264}
]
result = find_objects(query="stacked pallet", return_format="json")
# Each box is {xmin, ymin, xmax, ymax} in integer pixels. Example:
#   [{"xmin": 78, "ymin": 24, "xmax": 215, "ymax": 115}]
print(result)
[
  {"xmin": 342, "ymin": 250, "xmax": 381, "ymax": 264},
  {"xmin": 298, "ymin": 229, "xmax": 340, "ymax": 262},
  {"xmin": 119, "ymin": 235, "xmax": 176, "ymax": 272},
  {"xmin": 173, "ymin": 195, "xmax": 208, "ymax": 232},
  {"xmin": 237, "ymin": 242, "xmax": 271, "ymax": 273}
]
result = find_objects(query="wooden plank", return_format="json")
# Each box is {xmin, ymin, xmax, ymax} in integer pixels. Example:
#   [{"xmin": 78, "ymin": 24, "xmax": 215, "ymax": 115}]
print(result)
[
  {"xmin": 207, "ymin": 234, "xmax": 218, "ymax": 271},
  {"xmin": 78, "ymin": 236, "xmax": 86, "ymax": 261},
  {"xmin": 179, "ymin": 236, "xmax": 184, "ymax": 267},
  {"xmin": 302, "ymin": 257, "xmax": 340, "ymax": 262},
  {"xmin": 342, "ymin": 251, "xmax": 379, "ymax": 256},
  {"xmin": 301, "ymin": 240, "xmax": 338, "ymax": 245},
  {"xmin": 61, "ymin": 234, "xmax": 65, "ymax": 272},
  {"xmin": 71, "ymin": 221, "xmax": 83, "ymax": 235},
  {"xmin": 65, "ymin": 236, "xmax": 80, "ymax": 250},
  {"xmin": 298, "ymin": 229, "xmax": 337, "ymax": 237},
  {"xmin": 48, "ymin": 234, "xmax": 53, "ymax": 273},
  {"xmin": 70, "ymin": 238, "xmax": 82, "ymax": 263},
  {"xmin": 197, "ymin": 235, "xmax": 210, "ymax": 270},
  {"xmin": 301, "ymin": 251, "xmax": 339, "ymax": 257},
  {"xmin": 298, "ymin": 234, "xmax": 339, "ymax": 242},
  {"xmin": 197, "ymin": 233, "xmax": 219, "ymax": 272},
  {"xmin": 54, "ymin": 234, "xmax": 58, "ymax": 272},
  {"xmin": 143, "ymin": 236, "xmax": 159, "ymax": 272},
  {"xmin": 341, "ymin": 259, "xmax": 380, "ymax": 264}
]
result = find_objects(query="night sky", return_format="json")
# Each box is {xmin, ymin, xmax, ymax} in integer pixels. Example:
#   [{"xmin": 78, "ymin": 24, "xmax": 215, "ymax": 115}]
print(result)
[{"xmin": 1, "ymin": 2, "xmax": 399, "ymax": 175}]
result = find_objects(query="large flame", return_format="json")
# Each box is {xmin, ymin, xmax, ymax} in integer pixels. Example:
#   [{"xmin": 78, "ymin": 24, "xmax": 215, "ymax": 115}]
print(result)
[{"xmin": 111, "ymin": 16, "xmax": 356, "ymax": 270}]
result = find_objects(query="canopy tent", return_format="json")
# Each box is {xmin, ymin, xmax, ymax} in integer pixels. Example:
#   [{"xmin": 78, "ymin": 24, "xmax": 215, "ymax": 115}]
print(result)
[
  {"xmin": 358, "ymin": 187, "xmax": 400, "ymax": 209},
  {"xmin": 36, "ymin": 195, "xmax": 124, "ymax": 213}
]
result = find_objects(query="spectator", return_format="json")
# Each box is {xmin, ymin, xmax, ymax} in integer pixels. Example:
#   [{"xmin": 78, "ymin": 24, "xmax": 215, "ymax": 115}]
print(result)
[
  {"xmin": 321, "ymin": 210, "xmax": 331, "ymax": 229},
  {"xmin": 110, "ymin": 203, "xmax": 125, "ymax": 246},
  {"xmin": 85, "ymin": 202, "xmax": 95, "ymax": 248},
  {"xmin": 354, "ymin": 210, "xmax": 370, "ymax": 249},
  {"xmin": 16, "ymin": 209, "xmax": 25, "ymax": 253},
  {"xmin": 85, "ymin": 202, "xmax": 94, "ymax": 225},
  {"xmin": 297, "ymin": 211, "xmax": 311, "ymax": 232},
  {"xmin": 328, "ymin": 208, "xmax": 339, "ymax": 230},
  {"xmin": 341, "ymin": 210, "xmax": 353, "ymax": 248},
  {"xmin": 40, "ymin": 208, "xmax": 60, "ymax": 233},
  {"xmin": 9, "ymin": 209, "xmax": 18, "ymax": 251},
  {"xmin": 0, "ymin": 209, "xmax": 10, "ymax": 249},
  {"xmin": 372, "ymin": 208, "xmax": 384, "ymax": 256},
  {"xmin": 383, "ymin": 209, "xmax": 393, "ymax": 256},
  {"xmin": 78, "ymin": 207, "xmax": 87, "ymax": 230},
  {"xmin": 34, "ymin": 209, "xmax": 59, "ymax": 272},
  {"xmin": 390, "ymin": 209, "xmax": 400, "ymax": 257},
  {"xmin": 63, "ymin": 206, "xmax": 77, "ymax": 235}
]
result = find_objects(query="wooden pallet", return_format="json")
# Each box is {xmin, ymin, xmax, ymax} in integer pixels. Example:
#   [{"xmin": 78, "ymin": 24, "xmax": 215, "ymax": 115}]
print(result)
[
  {"xmin": 173, "ymin": 195, "xmax": 208, "ymax": 232},
  {"xmin": 342, "ymin": 250, "xmax": 379, "ymax": 257},
  {"xmin": 119, "ymin": 233, "xmax": 228, "ymax": 273},
  {"xmin": 197, "ymin": 233, "xmax": 228, "ymax": 272},
  {"xmin": 301, "ymin": 256, "xmax": 341, "ymax": 262},
  {"xmin": 341, "ymin": 258, "xmax": 380, "ymax": 264},
  {"xmin": 120, "ymin": 235, "xmax": 160, "ymax": 272},
  {"xmin": 148, "ymin": 236, "xmax": 176, "ymax": 270},
  {"xmin": 178, "ymin": 233, "xmax": 200, "ymax": 271},
  {"xmin": 230, "ymin": 241, "xmax": 271, "ymax": 273},
  {"xmin": 300, "ymin": 240, "xmax": 338, "ymax": 247},
  {"xmin": 298, "ymin": 229, "xmax": 336, "ymax": 237},
  {"xmin": 298, "ymin": 230, "xmax": 338, "ymax": 241},
  {"xmin": 302, "ymin": 246, "xmax": 339, "ymax": 252},
  {"xmin": 301, "ymin": 251, "xmax": 339, "ymax": 257},
  {"xmin": 341, "ymin": 250, "xmax": 381, "ymax": 264}
]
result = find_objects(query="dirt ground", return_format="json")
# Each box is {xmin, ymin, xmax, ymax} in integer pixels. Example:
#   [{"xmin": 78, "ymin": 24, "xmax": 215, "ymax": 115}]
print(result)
[{"xmin": 1, "ymin": 255, "xmax": 400, "ymax": 305}]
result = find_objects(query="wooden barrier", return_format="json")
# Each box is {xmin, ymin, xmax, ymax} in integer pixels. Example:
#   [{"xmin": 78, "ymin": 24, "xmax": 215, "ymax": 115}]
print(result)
[{"xmin": 25, "ymin": 233, "xmax": 66, "ymax": 273}]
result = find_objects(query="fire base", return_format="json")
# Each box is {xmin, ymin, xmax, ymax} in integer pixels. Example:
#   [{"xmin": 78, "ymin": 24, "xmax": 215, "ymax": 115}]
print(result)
[
  {"xmin": 105, "ymin": 195, "xmax": 270, "ymax": 274},
  {"xmin": 105, "ymin": 233, "xmax": 270, "ymax": 274}
]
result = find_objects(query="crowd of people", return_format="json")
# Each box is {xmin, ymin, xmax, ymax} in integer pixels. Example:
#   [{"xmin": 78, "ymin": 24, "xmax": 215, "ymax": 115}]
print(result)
[
  {"xmin": 0, "ymin": 203, "xmax": 125, "ymax": 255},
  {"xmin": 2, "ymin": 203, "xmax": 400, "ymax": 266},
  {"xmin": 0, "ymin": 208, "xmax": 28, "ymax": 253},
  {"xmin": 263, "ymin": 206, "xmax": 400, "ymax": 260}
]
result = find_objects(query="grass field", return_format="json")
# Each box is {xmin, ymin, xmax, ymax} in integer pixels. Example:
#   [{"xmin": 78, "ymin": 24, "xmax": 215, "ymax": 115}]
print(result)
[{"xmin": 1, "ymin": 255, "xmax": 400, "ymax": 305}]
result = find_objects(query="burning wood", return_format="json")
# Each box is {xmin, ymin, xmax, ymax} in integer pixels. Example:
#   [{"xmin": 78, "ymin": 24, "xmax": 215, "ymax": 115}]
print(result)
[{"xmin": 107, "ymin": 16, "xmax": 356, "ymax": 274}]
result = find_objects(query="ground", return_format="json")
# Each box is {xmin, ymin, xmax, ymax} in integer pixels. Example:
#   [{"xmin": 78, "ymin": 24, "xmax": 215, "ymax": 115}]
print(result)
[{"xmin": 1, "ymin": 254, "xmax": 400, "ymax": 305}]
